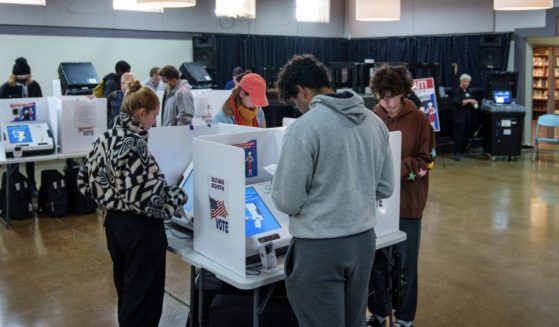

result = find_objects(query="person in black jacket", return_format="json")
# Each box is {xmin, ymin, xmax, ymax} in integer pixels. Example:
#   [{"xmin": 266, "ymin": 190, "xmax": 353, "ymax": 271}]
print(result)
[
  {"xmin": 78, "ymin": 80, "xmax": 186, "ymax": 327},
  {"xmin": 0, "ymin": 57, "xmax": 43, "ymax": 195},
  {"xmin": 102, "ymin": 60, "xmax": 131, "ymax": 97},
  {"xmin": 451, "ymin": 74, "xmax": 478, "ymax": 161}
]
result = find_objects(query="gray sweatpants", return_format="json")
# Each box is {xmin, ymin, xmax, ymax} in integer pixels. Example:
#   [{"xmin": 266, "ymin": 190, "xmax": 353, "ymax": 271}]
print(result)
[{"xmin": 284, "ymin": 228, "xmax": 376, "ymax": 327}]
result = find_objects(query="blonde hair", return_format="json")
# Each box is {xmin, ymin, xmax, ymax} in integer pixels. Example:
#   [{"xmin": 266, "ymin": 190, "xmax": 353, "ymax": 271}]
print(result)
[
  {"xmin": 7, "ymin": 74, "xmax": 34, "ymax": 87},
  {"xmin": 121, "ymin": 72, "xmax": 135, "ymax": 92},
  {"xmin": 120, "ymin": 80, "xmax": 159, "ymax": 115}
]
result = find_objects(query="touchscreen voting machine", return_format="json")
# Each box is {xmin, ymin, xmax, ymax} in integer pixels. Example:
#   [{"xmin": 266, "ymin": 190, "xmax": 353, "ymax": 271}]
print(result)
[
  {"xmin": 3, "ymin": 122, "xmax": 55, "ymax": 157},
  {"xmin": 171, "ymin": 162, "xmax": 194, "ymax": 232},
  {"xmin": 493, "ymin": 90, "xmax": 512, "ymax": 105},
  {"xmin": 245, "ymin": 181, "xmax": 291, "ymax": 264}
]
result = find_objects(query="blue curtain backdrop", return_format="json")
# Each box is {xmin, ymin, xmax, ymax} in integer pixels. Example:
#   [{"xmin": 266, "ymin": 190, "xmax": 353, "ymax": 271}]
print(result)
[{"xmin": 212, "ymin": 32, "xmax": 511, "ymax": 90}]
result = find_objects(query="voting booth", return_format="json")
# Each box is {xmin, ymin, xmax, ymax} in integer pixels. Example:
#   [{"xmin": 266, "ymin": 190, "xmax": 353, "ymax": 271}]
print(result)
[
  {"xmin": 191, "ymin": 128, "xmax": 401, "ymax": 278},
  {"xmin": 191, "ymin": 89, "xmax": 231, "ymax": 125},
  {"xmin": 148, "ymin": 123, "xmax": 262, "ymax": 235},
  {"xmin": 0, "ymin": 97, "xmax": 56, "ymax": 157},
  {"xmin": 48, "ymin": 97, "xmax": 107, "ymax": 154}
]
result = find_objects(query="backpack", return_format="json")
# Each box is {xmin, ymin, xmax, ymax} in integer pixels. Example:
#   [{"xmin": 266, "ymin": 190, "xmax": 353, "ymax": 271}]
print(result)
[
  {"xmin": 92, "ymin": 79, "xmax": 105, "ymax": 98},
  {"xmin": 39, "ymin": 170, "xmax": 69, "ymax": 217},
  {"xmin": 64, "ymin": 165, "xmax": 97, "ymax": 215},
  {"xmin": 0, "ymin": 170, "xmax": 33, "ymax": 220}
]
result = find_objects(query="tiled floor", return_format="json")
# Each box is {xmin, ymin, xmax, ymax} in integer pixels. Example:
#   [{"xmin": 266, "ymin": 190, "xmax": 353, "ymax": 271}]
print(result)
[{"xmin": 0, "ymin": 145, "xmax": 558, "ymax": 326}]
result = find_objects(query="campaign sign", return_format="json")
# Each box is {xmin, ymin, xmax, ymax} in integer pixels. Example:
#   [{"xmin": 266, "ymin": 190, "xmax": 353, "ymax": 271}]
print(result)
[{"xmin": 413, "ymin": 78, "xmax": 440, "ymax": 132}]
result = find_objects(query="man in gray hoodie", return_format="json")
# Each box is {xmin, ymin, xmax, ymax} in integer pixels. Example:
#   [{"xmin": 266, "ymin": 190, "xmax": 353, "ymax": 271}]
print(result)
[{"xmin": 272, "ymin": 54, "xmax": 395, "ymax": 327}]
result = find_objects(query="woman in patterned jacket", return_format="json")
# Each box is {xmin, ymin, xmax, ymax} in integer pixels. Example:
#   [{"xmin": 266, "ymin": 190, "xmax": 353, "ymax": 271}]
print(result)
[{"xmin": 78, "ymin": 80, "xmax": 186, "ymax": 327}]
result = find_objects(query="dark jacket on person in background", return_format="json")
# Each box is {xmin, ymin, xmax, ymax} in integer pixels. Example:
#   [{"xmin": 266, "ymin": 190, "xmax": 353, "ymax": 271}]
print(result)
[
  {"xmin": 0, "ymin": 81, "xmax": 43, "ymax": 99},
  {"xmin": 102, "ymin": 73, "xmax": 120, "ymax": 98},
  {"xmin": 374, "ymin": 99, "xmax": 436, "ymax": 219},
  {"xmin": 451, "ymin": 86, "xmax": 475, "ymax": 123}
]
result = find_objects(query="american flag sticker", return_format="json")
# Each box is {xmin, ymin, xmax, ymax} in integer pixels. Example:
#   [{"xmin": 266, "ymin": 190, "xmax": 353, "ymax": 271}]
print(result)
[
  {"xmin": 209, "ymin": 196, "xmax": 228, "ymax": 219},
  {"xmin": 208, "ymin": 175, "xmax": 230, "ymax": 234}
]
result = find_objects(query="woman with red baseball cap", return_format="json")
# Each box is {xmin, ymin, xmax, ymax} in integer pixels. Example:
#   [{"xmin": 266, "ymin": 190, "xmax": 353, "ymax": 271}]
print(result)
[{"xmin": 213, "ymin": 72, "xmax": 268, "ymax": 127}]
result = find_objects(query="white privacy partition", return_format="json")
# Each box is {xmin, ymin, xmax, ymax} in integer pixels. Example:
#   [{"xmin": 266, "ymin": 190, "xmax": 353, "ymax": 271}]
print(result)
[
  {"xmin": 192, "ymin": 129, "xmax": 402, "ymax": 278},
  {"xmin": 48, "ymin": 96, "xmax": 107, "ymax": 154},
  {"xmin": 149, "ymin": 123, "xmax": 263, "ymax": 185}
]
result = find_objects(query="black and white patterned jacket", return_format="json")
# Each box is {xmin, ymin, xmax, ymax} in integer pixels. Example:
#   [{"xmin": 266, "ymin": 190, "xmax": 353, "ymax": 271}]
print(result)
[{"xmin": 78, "ymin": 112, "xmax": 186, "ymax": 219}]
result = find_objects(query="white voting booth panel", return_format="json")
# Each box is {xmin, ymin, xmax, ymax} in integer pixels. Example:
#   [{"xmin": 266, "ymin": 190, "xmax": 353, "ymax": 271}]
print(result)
[
  {"xmin": 374, "ymin": 131, "xmax": 401, "ymax": 238},
  {"xmin": 193, "ymin": 128, "xmax": 284, "ymax": 278},
  {"xmin": 191, "ymin": 90, "xmax": 231, "ymax": 125},
  {"xmin": 149, "ymin": 123, "xmax": 261, "ymax": 185},
  {"xmin": 48, "ymin": 97, "xmax": 107, "ymax": 154},
  {"xmin": 193, "ymin": 129, "xmax": 401, "ymax": 278}
]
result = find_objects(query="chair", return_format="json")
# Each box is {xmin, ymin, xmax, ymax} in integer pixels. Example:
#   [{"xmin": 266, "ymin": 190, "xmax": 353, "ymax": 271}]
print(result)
[{"xmin": 532, "ymin": 114, "xmax": 559, "ymax": 161}]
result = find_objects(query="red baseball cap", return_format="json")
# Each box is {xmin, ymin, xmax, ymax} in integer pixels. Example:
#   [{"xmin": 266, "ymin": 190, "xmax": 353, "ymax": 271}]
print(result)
[{"xmin": 239, "ymin": 73, "xmax": 269, "ymax": 107}]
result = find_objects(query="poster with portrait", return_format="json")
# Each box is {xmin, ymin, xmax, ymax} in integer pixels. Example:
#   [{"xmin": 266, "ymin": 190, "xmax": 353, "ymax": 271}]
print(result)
[
  {"xmin": 233, "ymin": 139, "xmax": 258, "ymax": 178},
  {"xmin": 413, "ymin": 77, "xmax": 440, "ymax": 132}
]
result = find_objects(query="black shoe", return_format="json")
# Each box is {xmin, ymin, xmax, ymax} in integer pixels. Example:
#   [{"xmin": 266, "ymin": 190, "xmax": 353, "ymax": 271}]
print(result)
[
  {"xmin": 453, "ymin": 153, "xmax": 461, "ymax": 161},
  {"xmin": 368, "ymin": 316, "xmax": 386, "ymax": 327}
]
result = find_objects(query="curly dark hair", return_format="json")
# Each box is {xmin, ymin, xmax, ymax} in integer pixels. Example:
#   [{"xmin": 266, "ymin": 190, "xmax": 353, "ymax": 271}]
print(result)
[
  {"xmin": 369, "ymin": 65, "xmax": 413, "ymax": 99},
  {"xmin": 276, "ymin": 54, "xmax": 331, "ymax": 103}
]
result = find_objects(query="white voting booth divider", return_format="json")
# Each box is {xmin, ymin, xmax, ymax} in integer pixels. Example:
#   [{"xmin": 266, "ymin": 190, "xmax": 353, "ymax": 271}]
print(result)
[
  {"xmin": 192, "ymin": 129, "xmax": 401, "ymax": 278},
  {"xmin": 148, "ymin": 123, "xmax": 261, "ymax": 185},
  {"xmin": 193, "ymin": 128, "xmax": 284, "ymax": 278},
  {"xmin": 48, "ymin": 97, "xmax": 107, "ymax": 154},
  {"xmin": 191, "ymin": 89, "xmax": 231, "ymax": 125}
]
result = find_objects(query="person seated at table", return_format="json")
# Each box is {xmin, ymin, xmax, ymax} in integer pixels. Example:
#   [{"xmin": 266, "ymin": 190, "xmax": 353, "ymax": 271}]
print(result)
[
  {"xmin": 213, "ymin": 73, "xmax": 268, "ymax": 127},
  {"xmin": 0, "ymin": 57, "xmax": 43, "ymax": 196}
]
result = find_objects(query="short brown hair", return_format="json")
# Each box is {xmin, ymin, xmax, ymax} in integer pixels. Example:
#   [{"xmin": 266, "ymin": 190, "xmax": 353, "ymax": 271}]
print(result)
[
  {"xmin": 149, "ymin": 67, "xmax": 160, "ymax": 77},
  {"xmin": 121, "ymin": 80, "xmax": 159, "ymax": 115},
  {"xmin": 158, "ymin": 65, "xmax": 180, "ymax": 80},
  {"xmin": 369, "ymin": 65, "xmax": 413, "ymax": 99}
]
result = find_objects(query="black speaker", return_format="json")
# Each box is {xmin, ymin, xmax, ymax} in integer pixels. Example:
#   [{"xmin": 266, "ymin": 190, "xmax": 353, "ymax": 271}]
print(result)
[
  {"xmin": 192, "ymin": 36, "xmax": 215, "ymax": 70},
  {"xmin": 179, "ymin": 62, "xmax": 213, "ymax": 89},
  {"xmin": 479, "ymin": 35, "xmax": 504, "ymax": 70}
]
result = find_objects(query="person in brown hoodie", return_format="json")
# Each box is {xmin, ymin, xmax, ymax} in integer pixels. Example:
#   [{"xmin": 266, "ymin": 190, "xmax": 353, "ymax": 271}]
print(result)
[{"xmin": 367, "ymin": 65, "xmax": 436, "ymax": 327}]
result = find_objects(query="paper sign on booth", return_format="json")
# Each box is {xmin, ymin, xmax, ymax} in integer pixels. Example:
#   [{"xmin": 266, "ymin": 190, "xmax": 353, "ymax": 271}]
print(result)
[{"xmin": 74, "ymin": 99, "xmax": 97, "ymax": 130}]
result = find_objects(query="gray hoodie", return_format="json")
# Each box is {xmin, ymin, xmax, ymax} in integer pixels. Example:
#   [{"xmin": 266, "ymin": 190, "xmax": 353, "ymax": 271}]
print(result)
[{"xmin": 272, "ymin": 90, "xmax": 394, "ymax": 239}]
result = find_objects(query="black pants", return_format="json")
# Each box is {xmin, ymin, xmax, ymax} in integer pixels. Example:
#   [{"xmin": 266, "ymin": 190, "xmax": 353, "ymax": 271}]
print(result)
[
  {"xmin": 105, "ymin": 210, "xmax": 167, "ymax": 327},
  {"xmin": 453, "ymin": 109, "xmax": 472, "ymax": 154},
  {"xmin": 368, "ymin": 218, "xmax": 422, "ymax": 322}
]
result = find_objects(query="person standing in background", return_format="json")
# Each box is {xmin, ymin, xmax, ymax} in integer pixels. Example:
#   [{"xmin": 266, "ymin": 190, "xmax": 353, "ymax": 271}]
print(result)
[
  {"xmin": 224, "ymin": 66, "xmax": 244, "ymax": 90},
  {"xmin": 107, "ymin": 72, "xmax": 135, "ymax": 128},
  {"xmin": 102, "ymin": 60, "xmax": 131, "ymax": 98},
  {"xmin": 451, "ymin": 73, "xmax": 477, "ymax": 161},
  {"xmin": 0, "ymin": 57, "xmax": 43, "ymax": 196},
  {"xmin": 158, "ymin": 65, "xmax": 194, "ymax": 126},
  {"xmin": 143, "ymin": 67, "xmax": 165, "ymax": 92},
  {"xmin": 368, "ymin": 65, "xmax": 436, "ymax": 327}
]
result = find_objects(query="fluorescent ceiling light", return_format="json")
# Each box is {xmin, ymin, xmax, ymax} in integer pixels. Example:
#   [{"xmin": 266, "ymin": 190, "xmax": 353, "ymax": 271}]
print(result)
[
  {"xmin": 0, "ymin": 0, "xmax": 45, "ymax": 5},
  {"xmin": 494, "ymin": 0, "xmax": 552, "ymax": 11},
  {"xmin": 216, "ymin": 0, "xmax": 255, "ymax": 19},
  {"xmin": 114, "ymin": 0, "xmax": 163, "ymax": 12},
  {"xmin": 136, "ymin": 0, "xmax": 195, "ymax": 8},
  {"xmin": 296, "ymin": 0, "xmax": 330, "ymax": 23},
  {"xmin": 356, "ymin": 0, "xmax": 400, "ymax": 21}
]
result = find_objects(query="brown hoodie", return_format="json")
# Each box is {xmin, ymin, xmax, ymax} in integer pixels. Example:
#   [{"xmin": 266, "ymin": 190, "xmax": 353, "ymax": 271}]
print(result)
[{"xmin": 374, "ymin": 99, "xmax": 436, "ymax": 218}]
